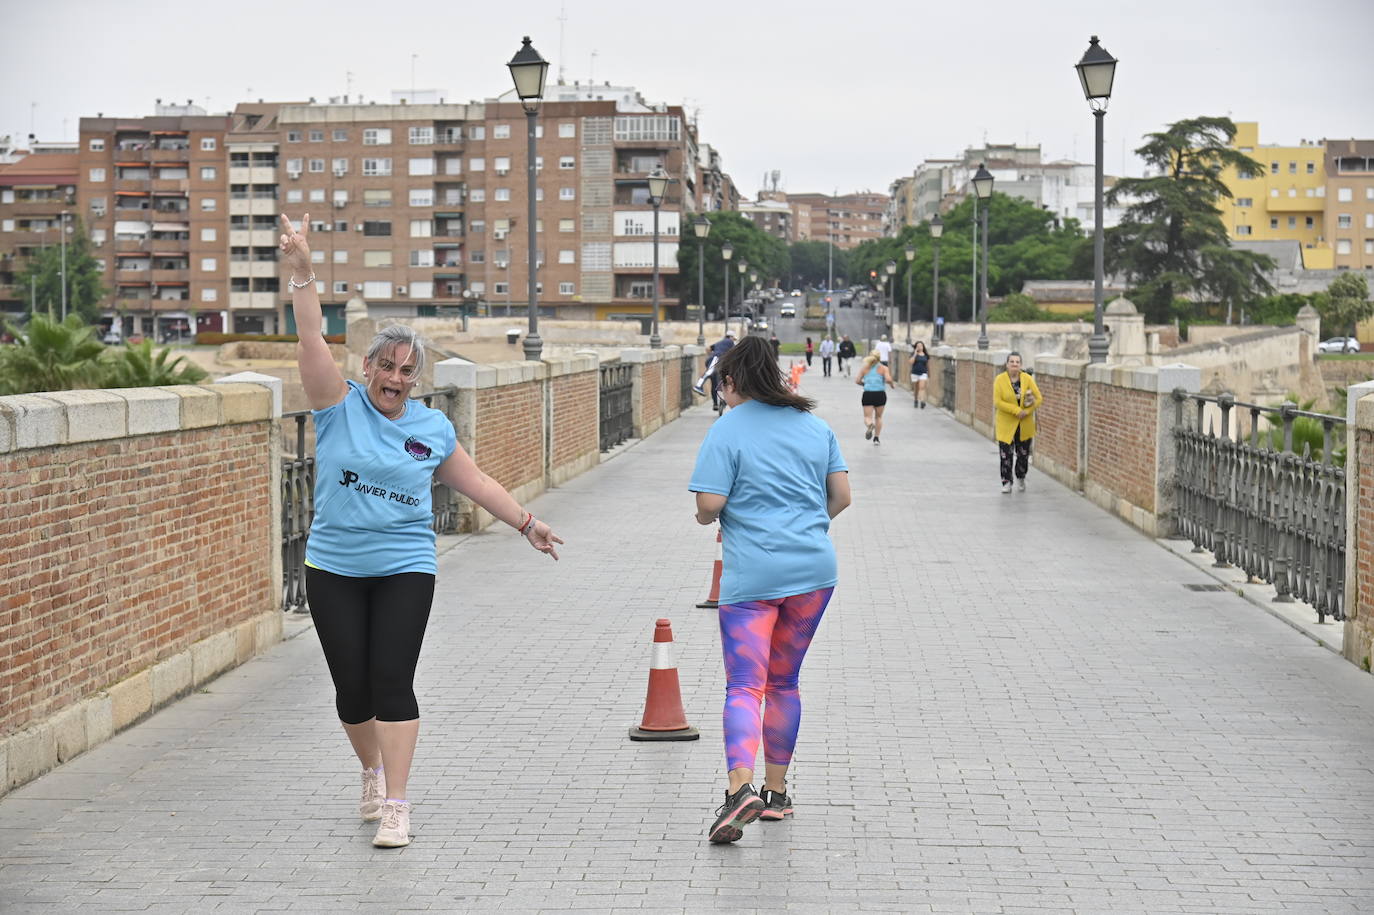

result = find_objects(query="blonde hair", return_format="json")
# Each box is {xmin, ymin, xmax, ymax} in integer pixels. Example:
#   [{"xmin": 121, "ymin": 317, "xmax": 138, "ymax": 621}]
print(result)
[{"xmin": 859, "ymin": 353, "xmax": 881, "ymax": 374}]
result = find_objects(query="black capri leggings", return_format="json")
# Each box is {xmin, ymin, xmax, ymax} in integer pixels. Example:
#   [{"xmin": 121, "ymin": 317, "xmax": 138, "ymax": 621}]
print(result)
[{"xmin": 306, "ymin": 567, "xmax": 435, "ymax": 723}]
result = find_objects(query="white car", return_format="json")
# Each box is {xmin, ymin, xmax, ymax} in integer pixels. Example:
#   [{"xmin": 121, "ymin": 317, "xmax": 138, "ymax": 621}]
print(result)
[
  {"xmin": 779, "ymin": 303, "xmax": 797, "ymax": 318},
  {"xmin": 1317, "ymin": 336, "xmax": 1361, "ymax": 353}
]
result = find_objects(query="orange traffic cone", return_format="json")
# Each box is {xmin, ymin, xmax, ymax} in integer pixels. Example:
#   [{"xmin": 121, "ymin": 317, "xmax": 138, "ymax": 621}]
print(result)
[
  {"xmin": 628, "ymin": 619, "xmax": 700, "ymax": 742},
  {"xmin": 695, "ymin": 528, "xmax": 723, "ymax": 609}
]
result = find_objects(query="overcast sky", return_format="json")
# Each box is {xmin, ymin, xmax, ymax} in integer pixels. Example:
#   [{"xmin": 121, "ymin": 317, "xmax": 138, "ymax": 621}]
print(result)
[{"xmin": 4, "ymin": 0, "xmax": 1371, "ymax": 198}]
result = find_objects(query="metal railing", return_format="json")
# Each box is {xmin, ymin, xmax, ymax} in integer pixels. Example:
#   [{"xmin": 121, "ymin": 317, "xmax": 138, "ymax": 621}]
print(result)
[
  {"xmin": 599, "ymin": 362, "xmax": 634, "ymax": 452},
  {"xmin": 279, "ymin": 386, "xmax": 460, "ymax": 613},
  {"xmin": 1172, "ymin": 390, "xmax": 1346, "ymax": 623},
  {"xmin": 680, "ymin": 355, "xmax": 695, "ymax": 411}
]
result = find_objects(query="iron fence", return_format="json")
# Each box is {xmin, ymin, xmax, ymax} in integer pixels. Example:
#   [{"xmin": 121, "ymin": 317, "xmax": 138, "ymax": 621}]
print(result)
[
  {"xmin": 1172, "ymin": 390, "xmax": 1346, "ymax": 623},
  {"xmin": 279, "ymin": 386, "xmax": 460, "ymax": 613},
  {"xmin": 680, "ymin": 355, "xmax": 695, "ymax": 412},
  {"xmin": 600, "ymin": 362, "xmax": 634, "ymax": 452}
]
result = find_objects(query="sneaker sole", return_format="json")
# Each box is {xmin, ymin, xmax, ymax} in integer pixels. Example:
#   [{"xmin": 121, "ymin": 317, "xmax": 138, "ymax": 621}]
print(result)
[
  {"xmin": 361, "ymin": 807, "xmax": 383, "ymax": 822},
  {"xmin": 372, "ymin": 833, "xmax": 410, "ymax": 848},
  {"xmin": 708, "ymin": 797, "xmax": 764, "ymax": 844},
  {"xmin": 759, "ymin": 807, "xmax": 793, "ymax": 821}
]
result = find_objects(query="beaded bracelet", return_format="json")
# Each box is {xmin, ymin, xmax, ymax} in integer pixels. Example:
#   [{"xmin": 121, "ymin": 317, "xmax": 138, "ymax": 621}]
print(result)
[{"xmin": 287, "ymin": 272, "xmax": 316, "ymax": 290}]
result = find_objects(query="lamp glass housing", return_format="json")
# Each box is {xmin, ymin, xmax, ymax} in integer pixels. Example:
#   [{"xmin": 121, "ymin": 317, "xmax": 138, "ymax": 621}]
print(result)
[
  {"xmin": 972, "ymin": 164, "xmax": 994, "ymax": 200},
  {"xmin": 646, "ymin": 167, "xmax": 670, "ymax": 205},
  {"xmin": 1075, "ymin": 35, "xmax": 1117, "ymax": 102},
  {"xmin": 693, "ymin": 215, "xmax": 711, "ymax": 239},
  {"xmin": 507, "ymin": 37, "xmax": 549, "ymax": 102},
  {"xmin": 930, "ymin": 215, "xmax": 944, "ymax": 239},
  {"xmin": 722, "ymin": 241, "xmax": 734, "ymax": 262},
  {"xmin": 885, "ymin": 260, "xmax": 897, "ymax": 276},
  {"xmin": 904, "ymin": 245, "xmax": 915, "ymax": 262}
]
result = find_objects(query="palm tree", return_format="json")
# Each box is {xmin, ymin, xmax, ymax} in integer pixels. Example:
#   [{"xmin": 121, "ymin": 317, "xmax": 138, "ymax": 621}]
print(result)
[
  {"xmin": 0, "ymin": 314, "xmax": 107, "ymax": 395},
  {"xmin": 105, "ymin": 340, "xmax": 208, "ymax": 388}
]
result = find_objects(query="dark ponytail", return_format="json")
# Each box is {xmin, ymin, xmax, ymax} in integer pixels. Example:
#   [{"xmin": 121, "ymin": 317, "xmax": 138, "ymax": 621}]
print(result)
[{"xmin": 715, "ymin": 336, "xmax": 815, "ymax": 412}]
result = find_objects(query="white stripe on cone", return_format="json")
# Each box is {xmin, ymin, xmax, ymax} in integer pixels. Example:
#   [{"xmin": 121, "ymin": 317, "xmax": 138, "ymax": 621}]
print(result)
[{"xmin": 650, "ymin": 641, "xmax": 674, "ymax": 670}]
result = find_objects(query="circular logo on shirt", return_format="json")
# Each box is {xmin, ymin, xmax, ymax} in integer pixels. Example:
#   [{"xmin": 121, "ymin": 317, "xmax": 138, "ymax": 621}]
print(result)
[{"xmin": 404, "ymin": 436, "xmax": 432, "ymax": 461}]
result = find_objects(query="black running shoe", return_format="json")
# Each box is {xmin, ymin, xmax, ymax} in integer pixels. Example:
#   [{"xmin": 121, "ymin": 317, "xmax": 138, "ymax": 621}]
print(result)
[
  {"xmin": 759, "ymin": 787, "xmax": 793, "ymax": 822},
  {"xmin": 708, "ymin": 785, "xmax": 764, "ymax": 843}
]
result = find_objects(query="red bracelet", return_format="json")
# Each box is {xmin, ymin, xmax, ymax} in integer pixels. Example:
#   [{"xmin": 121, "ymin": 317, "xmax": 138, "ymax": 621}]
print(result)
[{"xmin": 517, "ymin": 512, "xmax": 533, "ymax": 535}]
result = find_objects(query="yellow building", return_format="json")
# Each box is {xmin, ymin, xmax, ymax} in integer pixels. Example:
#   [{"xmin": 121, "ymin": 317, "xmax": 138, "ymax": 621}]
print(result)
[{"xmin": 1223, "ymin": 122, "xmax": 1333, "ymax": 267}]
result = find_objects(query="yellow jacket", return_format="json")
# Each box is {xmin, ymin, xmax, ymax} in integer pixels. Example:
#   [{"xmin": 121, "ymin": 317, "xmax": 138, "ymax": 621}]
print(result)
[{"xmin": 993, "ymin": 370, "xmax": 1042, "ymax": 443}]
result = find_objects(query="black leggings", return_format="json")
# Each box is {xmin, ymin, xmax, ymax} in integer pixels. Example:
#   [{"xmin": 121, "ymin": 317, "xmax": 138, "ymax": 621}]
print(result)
[{"xmin": 306, "ymin": 567, "xmax": 435, "ymax": 723}]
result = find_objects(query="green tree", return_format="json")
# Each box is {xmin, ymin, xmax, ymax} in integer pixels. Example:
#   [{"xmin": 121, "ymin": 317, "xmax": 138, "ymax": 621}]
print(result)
[
  {"xmin": 674, "ymin": 213, "xmax": 788, "ymax": 316},
  {"xmin": 103, "ymin": 340, "xmax": 208, "ymax": 388},
  {"xmin": 0, "ymin": 314, "xmax": 107, "ymax": 394},
  {"xmin": 1317, "ymin": 271, "xmax": 1373, "ymax": 339},
  {"xmin": 1106, "ymin": 116, "xmax": 1274, "ymax": 322},
  {"xmin": 13, "ymin": 215, "xmax": 108, "ymax": 323},
  {"xmin": 987, "ymin": 292, "xmax": 1048, "ymax": 322},
  {"xmin": 786, "ymin": 240, "xmax": 850, "ymax": 288}
]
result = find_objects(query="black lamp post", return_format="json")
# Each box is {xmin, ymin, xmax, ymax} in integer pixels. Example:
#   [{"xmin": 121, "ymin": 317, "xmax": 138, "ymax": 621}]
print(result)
[
  {"xmin": 721, "ymin": 241, "xmax": 733, "ymax": 332},
  {"xmin": 884, "ymin": 259, "xmax": 896, "ymax": 339},
  {"xmin": 693, "ymin": 215, "xmax": 711, "ymax": 345},
  {"xmin": 507, "ymin": 36, "xmax": 549, "ymax": 361},
  {"xmin": 903, "ymin": 244, "xmax": 915, "ymax": 344},
  {"xmin": 972, "ymin": 163, "xmax": 994, "ymax": 350},
  {"xmin": 929, "ymin": 215, "xmax": 943, "ymax": 342},
  {"xmin": 737, "ymin": 260, "xmax": 748, "ymax": 338},
  {"xmin": 1076, "ymin": 35, "xmax": 1118, "ymax": 364},
  {"xmin": 646, "ymin": 166, "xmax": 670, "ymax": 348}
]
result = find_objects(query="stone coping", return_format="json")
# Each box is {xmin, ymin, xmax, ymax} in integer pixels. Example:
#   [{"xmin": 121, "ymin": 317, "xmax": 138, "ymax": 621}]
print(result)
[
  {"xmin": 1347, "ymin": 383, "xmax": 1374, "ymax": 429},
  {"xmin": 1085, "ymin": 362, "xmax": 1202, "ymax": 394},
  {"xmin": 0, "ymin": 383, "xmax": 275, "ymax": 455},
  {"xmin": 1034, "ymin": 357, "xmax": 1089, "ymax": 380},
  {"xmin": 1355, "ymin": 389, "xmax": 1374, "ymax": 429},
  {"xmin": 619, "ymin": 345, "xmax": 684, "ymax": 364},
  {"xmin": 432, "ymin": 352, "xmax": 604, "ymax": 390}
]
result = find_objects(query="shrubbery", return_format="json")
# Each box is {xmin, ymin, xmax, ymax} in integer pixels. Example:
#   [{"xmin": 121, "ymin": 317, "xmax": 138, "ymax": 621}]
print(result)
[{"xmin": 0, "ymin": 315, "xmax": 207, "ymax": 395}]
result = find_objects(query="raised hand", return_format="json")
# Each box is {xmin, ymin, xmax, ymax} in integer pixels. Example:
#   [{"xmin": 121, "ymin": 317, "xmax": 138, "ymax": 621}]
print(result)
[{"xmin": 278, "ymin": 212, "xmax": 312, "ymax": 275}]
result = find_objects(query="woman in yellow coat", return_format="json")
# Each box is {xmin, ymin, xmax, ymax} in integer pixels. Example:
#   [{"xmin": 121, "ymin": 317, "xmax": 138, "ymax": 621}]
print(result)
[{"xmin": 993, "ymin": 351, "xmax": 1042, "ymax": 493}]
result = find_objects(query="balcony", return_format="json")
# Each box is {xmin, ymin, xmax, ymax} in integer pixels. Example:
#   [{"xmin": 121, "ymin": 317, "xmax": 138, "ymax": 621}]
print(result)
[
  {"xmin": 229, "ymin": 261, "xmax": 277, "ymax": 279},
  {"xmin": 229, "ymin": 198, "xmax": 278, "ymax": 216},
  {"xmin": 114, "ymin": 237, "xmax": 151, "ymax": 252},
  {"xmin": 150, "ymin": 178, "xmax": 189, "ymax": 194},
  {"xmin": 151, "ymin": 268, "xmax": 190, "ymax": 284},
  {"xmin": 229, "ymin": 291, "xmax": 278, "ymax": 310},
  {"xmin": 1266, "ymin": 197, "xmax": 1324, "ymax": 213}
]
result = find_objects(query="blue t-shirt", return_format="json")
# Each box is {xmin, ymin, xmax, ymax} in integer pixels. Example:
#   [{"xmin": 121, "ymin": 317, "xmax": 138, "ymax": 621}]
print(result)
[
  {"xmin": 306, "ymin": 380, "xmax": 458, "ymax": 577},
  {"xmin": 689, "ymin": 399, "xmax": 847, "ymax": 604}
]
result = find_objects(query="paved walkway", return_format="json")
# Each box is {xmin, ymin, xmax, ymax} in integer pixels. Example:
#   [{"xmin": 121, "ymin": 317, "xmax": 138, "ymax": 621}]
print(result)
[{"xmin": 4, "ymin": 362, "xmax": 1374, "ymax": 913}]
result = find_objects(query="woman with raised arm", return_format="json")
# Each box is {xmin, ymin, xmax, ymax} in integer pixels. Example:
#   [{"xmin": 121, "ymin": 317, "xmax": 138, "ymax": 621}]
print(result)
[
  {"xmin": 689, "ymin": 336, "xmax": 851, "ymax": 844},
  {"xmin": 279, "ymin": 213, "xmax": 564, "ymax": 849}
]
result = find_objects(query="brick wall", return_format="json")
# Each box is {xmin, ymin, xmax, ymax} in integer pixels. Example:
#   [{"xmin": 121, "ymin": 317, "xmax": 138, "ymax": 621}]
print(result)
[
  {"xmin": 1345, "ymin": 396, "xmax": 1374, "ymax": 671},
  {"xmin": 550, "ymin": 371, "xmax": 598, "ymax": 471},
  {"xmin": 1084, "ymin": 383, "xmax": 1159, "ymax": 513},
  {"xmin": 972, "ymin": 355, "xmax": 1000, "ymax": 436},
  {"xmin": 955, "ymin": 354, "xmax": 974, "ymax": 420},
  {"xmin": 1033, "ymin": 359, "xmax": 1085, "ymax": 484},
  {"xmin": 474, "ymin": 380, "xmax": 545, "ymax": 493},
  {"xmin": 641, "ymin": 358, "xmax": 664, "ymax": 432}
]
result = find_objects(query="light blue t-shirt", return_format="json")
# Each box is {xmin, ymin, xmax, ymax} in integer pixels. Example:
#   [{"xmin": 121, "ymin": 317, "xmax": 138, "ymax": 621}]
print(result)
[
  {"xmin": 689, "ymin": 399, "xmax": 847, "ymax": 604},
  {"xmin": 306, "ymin": 380, "xmax": 457, "ymax": 577},
  {"xmin": 862, "ymin": 365, "xmax": 886, "ymax": 391}
]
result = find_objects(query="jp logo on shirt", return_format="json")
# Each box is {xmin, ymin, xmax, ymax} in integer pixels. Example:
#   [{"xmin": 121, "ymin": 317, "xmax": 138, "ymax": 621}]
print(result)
[{"xmin": 404, "ymin": 436, "xmax": 432, "ymax": 461}]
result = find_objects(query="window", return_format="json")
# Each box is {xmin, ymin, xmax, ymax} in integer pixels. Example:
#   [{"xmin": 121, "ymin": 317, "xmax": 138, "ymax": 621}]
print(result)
[
  {"xmin": 494, "ymin": 156, "xmax": 510, "ymax": 175},
  {"xmin": 201, "ymin": 137, "xmax": 217, "ymax": 151},
  {"xmin": 89, "ymin": 137, "xmax": 106, "ymax": 151},
  {"xmin": 1270, "ymin": 188, "xmax": 1279, "ymax": 197},
  {"xmin": 1336, "ymin": 239, "xmax": 1352, "ymax": 255},
  {"xmin": 469, "ymin": 250, "xmax": 485, "ymax": 263},
  {"xmin": 332, "ymin": 157, "xmax": 348, "ymax": 175},
  {"xmin": 1287, "ymin": 217, "xmax": 1296, "ymax": 228},
  {"xmin": 334, "ymin": 281, "xmax": 349, "ymax": 294},
  {"xmin": 89, "ymin": 168, "xmax": 106, "ymax": 182},
  {"xmin": 287, "ymin": 131, "xmax": 301, "ymax": 143},
  {"xmin": 362, "ymin": 220, "xmax": 392, "ymax": 236},
  {"xmin": 308, "ymin": 158, "xmax": 325, "ymax": 173},
  {"xmin": 1306, "ymin": 217, "xmax": 1315, "ymax": 228},
  {"xmin": 468, "ymin": 126, "xmax": 485, "ymax": 140},
  {"xmin": 0, "ymin": 189, "xmax": 11, "ymax": 204},
  {"xmin": 1368, "ymin": 188, "xmax": 1374, "ymax": 200},
  {"xmin": 560, "ymin": 187, "xmax": 575, "ymax": 200},
  {"xmin": 469, "ymin": 281, "xmax": 485, "ymax": 294},
  {"xmin": 410, "ymin": 250, "xmax": 435, "ymax": 267},
  {"xmin": 201, "ymin": 288, "xmax": 218, "ymax": 302},
  {"xmin": 1367, "ymin": 240, "xmax": 1374, "ymax": 255},
  {"xmin": 309, "ymin": 189, "xmax": 325, "ymax": 203},
  {"xmin": 494, "ymin": 188, "xmax": 510, "ymax": 201},
  {"xmin": 333, "ymin": 189, "xmax": 348, "ymax": 206},
  {"xmin": 335, "ymin": 219, "xmax": 348, "ymax": 232},
  {"xmin": 443, "ymin": 157, "xmax": 462, "ymax": 175},
  {"xmin": 1338, "ymin": 187, "xmax": 1353, "ymax": 202},
  {"xmin": 286, "ymin": 157, "xmax": 304, "ymax": 173},
  {"xmin": 535, "ymin": 189, "xmax": 544, "ymax": 202},
  {"xmin": 334, "ymin": 250, "xmax": 348, "ymax": 263},
  {"xmin": 1288, "ymin": 188, "xmax": 1297, "ymax": 197},
  {"xmin": 1235, "ymin": 197, "xmax": 1252, "ymax": 207},
  {"xmin": 1338, "ymin": 214, "xmax": 1353, "ymax": 228},
  {"xmin": 1367, "ymin": 214, "xmax": 1374, "ymax": 229},
  {"xmin": 333, "ymin": 129, "xmax": 348, "ymax": 142},
  {"xmin": 469, "ymin": 157, "xmax": 485, "ymax": 171},
  {"xmin": 1307, "ymin": 162, "xmax": 1316, "ymax": 174},
  {"xmin": 558, "ymin": 249, "xmax": 575, "ymax": 264},
  {"xmin": 1235, "ymin": 225, "xmax": 1252, "ymax": 236},
  {"xmin": 363, "ymin": 281, "xmax": 392, "ymax": 298},
  {"xmin": 1288, "ymin": 161, "xmax": 1297, "ymax": 174},
  {"xmin": 200, "ymin": 166, "xmax": 217, "ymax": 180},
  {"xmin": 1270, "ymin": 162, "xmax": 1279, "ymax": 175},
  {"xmin": 408, "ymin": 158, "xmax": 435, "ymax": 176},
  {"xmin": 1305, "ymin": 188, "xmax": 1316, "ymax": 197},
  {"xmin": 363, "ymin": 128, "xmax": 392, "ymax": 146},
  {"xmin": 362, "ymin": 158, "xmax": 392, "ymax": 176},
  {"xmin": 559, "ymin": 281, "xmax": 575, "ymax": 295},
  {"xmin": 202, "ymin": 227, "xmax": 217, "ymax": 241},
  {"xmin": 309, "ymin": 129, "xmax": 324, "ymax": 142},
  {"xmin": 470, "ymin": 220, "xmax": 484, "ymax": 234},
  {"xmin": 363, "ymin": 250, "xmax": 393, "ymax": 267},
  {"xmin": 315, "ymin": 280, "xmax": 326, "ymax": 293},
  {"xmin": 1, "ymin": 219, "xmax": 11, "ymax": 232},
  {"xmin": 311, "ymin": 250, "xmax": 325, "ymax": 263},
  {"xmin": 201, "ymin": 197, "xmax": 217, "ymax": 211},
  {"xmin": 201, "ymin": 257, "xmax": 217, "ymax": 271},
  {"xmin": 469, "ymin": 189, "xmax": 486, "ymax": 202},
  {"xmin": 409, "ymin": 188, "xmax": 433, "ymax": 206},
  {"xmin": 286, "ymin": 189, "xmax": 303, "ymax": 204},
  {"xmin": 409, "ymin": 126, "xmax": 434, "ymax": 145},
  {"xmin": 409, "ymin": 219, "xmax": 432, "ymax": 237},
  {"xmin": 559, "ymin": 218, "xmax": 575, "ymax": 233},
  {"xmin": 559, "ymin": 156, "xmax": 575, "ymax": 169},
  {"xmin": 493, "ymin": 124, "xmax": 512, "ymax": 139},
  {"xmin": 409, "ymin": 281, "xmax": 433, "ymax": 298},
  {"xmin": 1270, "ymin": 218, "xmax": 1278, "ymax": 229},
  {"xmin": 559, "ymin": 122, "xmax": 576, "ymax": 138},
  {"xmin": 493, "ymin": 282, "xmax": 509, "ymax": 295}
]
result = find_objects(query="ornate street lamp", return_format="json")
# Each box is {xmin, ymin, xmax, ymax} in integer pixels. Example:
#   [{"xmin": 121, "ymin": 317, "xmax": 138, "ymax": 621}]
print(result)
[
  {"xmin": 737, "ymin": 260, "xmax": 748, "ymax": 338},
  {"xmin": 903, "ymin": 244, "xmax": 915, "ymax": 344},
  {"xmin": 930, "ymin": 215, "xmax": 944, "ymax": 342},
  {"xmin": 884, "ymin": 259, "xmax": 897, "ymax": 341},
  {"xmin": 721, "ymin": 241, "xmax": 734, "ymax": 332},
  {"xmin": 507, "ymin": 36, "xmax": 549, "ymax": 361},
  {"xmin": 972, "ymin": 163, "xmax": 994, "ymax": 350},
  {"xmin": 693, "ymin": 215, "xmax": 711, "ymax": 345},
  {"xmin": 646, "ymin": 166, "xmax": 670, "ymax": 348},
  {"xmin": 1076, "ymin": 34, "xmax": 1118, "ymax": 364}
]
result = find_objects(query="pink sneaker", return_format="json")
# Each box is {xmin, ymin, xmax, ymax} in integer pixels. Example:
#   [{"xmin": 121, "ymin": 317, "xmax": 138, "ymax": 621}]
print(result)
[
  {"xmin": 372, "ymin": 800, "xmax": 411, "ymax": 848},
  {"xmin": 360, "ymin": 767, "xmax": 386, "ymax": 822}
]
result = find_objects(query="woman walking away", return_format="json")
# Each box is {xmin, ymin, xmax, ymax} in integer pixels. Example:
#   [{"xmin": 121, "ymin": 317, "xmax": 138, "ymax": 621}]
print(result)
[
  {"xmin": 688, "ymin": 336, "xmax": 851, "ymax": 844},
  {"xmin": 804, "ymin": 336, "xmax": 814, "ymax": 368},
  {"xmin": 855, "ymin": 352, "xmax": 895, "ymax": 444},
  {"xmin": 911, "ymin": 340, "xmax": 930, "ymax": 408},
  {"xmin": 993, "ymin": 351, "xmax": 1043, "ymax": 493},
  {"xmin": 279, "ymin": 213, "xmax": 564, "ymax": 849}
]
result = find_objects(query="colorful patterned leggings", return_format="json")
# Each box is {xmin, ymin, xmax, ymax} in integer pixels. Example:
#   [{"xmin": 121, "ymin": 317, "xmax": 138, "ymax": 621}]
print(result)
[{"xmin": 718, "ymin": 587, "xmax": 834, "ymax": 773}]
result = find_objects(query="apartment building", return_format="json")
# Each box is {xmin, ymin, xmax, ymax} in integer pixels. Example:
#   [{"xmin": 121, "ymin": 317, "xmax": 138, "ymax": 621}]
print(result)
[
  {"xmin": 0, "ymin": 143, "xmax": 78, "ymax": 320},
  {"xmin": 1222, "ymin": 123, "xmax": 1331, "ymax": 267},
  {"xmin": 1324, "ymin": 138, "xmax": 1374, "ymax": 272},
  {"xmin": 789, "ymin": 192, "xmax": 888, "ymax": 249},
  {"xmin": 740, "ymin": 194, "xmax": 795, "ymax": 241}
]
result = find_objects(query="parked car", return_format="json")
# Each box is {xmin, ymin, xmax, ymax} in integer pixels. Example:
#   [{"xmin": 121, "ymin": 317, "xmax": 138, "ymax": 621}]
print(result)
[
  {"xmin": 779, "ymin": 303, "xmax": 797, "ymax": 318},
  {"xmin": 1318, "ymin": 336, "xmax": 1361, "ymax": 353}
]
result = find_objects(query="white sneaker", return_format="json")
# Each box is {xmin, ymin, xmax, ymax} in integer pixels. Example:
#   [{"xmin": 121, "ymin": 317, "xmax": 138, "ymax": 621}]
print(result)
[
  {"xmin": 372, "ymin": 800, "xmax": 411, "ymax": 847},
  {"xmin": 360, "ymin": 767, "xmax": 386, "ymax": 821},
  {"xmin": 1017, "ymin": 478, "xmax": 1026, "ymax": 492},
  {"xmin": 1000, "ymin": 481, "xmax": 1012, "ymax": 494}
]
